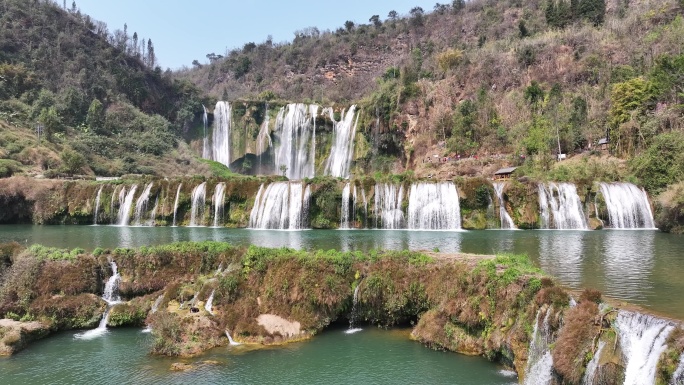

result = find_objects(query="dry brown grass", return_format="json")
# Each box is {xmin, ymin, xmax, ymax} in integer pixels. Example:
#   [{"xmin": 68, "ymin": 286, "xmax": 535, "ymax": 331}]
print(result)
[{"xmin": 552, "ymin": 300, "xmax": 600, "ymax": 383}]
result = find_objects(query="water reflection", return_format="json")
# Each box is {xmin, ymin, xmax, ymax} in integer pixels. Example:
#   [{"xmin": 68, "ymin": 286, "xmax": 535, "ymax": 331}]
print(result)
[
  {"xmin": 537, "ymin": 231, "xmax": 585, "ymax": 287},
  {"xmin": 602, "ymin": 231, "xmax": 654, "ymax": 305}
]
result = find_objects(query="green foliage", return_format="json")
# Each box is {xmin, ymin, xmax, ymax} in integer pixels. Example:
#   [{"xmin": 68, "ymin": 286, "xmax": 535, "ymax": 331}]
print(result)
[
  {"xmin": 436, "ymin": 49, "xmax": 464, "ymax": 72},
  {"xmin": 86, "ymin": 99, "xmax": 105, "ymax": 133},
  {"xmin": 59, "ymin": 148, "xmax": 86, "ymax": 175},
  {"xmin": 631, "ymin": 132, "xmax": 684, "ymax": 193},
  {"xmin": 27, "ymin": 245, "xmax": 84, "ymax": 261},
  {"xmin": 200, "ymin": 159, "xmax": 238, "ymax": 179},
  {"xmin": 0, "ymin": 159, "xmax": 22, "ymax": 177}
]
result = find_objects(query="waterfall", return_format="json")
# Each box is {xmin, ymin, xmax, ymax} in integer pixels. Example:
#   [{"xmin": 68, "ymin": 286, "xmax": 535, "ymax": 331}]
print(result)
[
  {"xmin": 324, "ymin": 105, "xmax": 358, "ymax": 178},
  {"xmin": 93, "ymin": 186, "xmax": 103, "ymax": 225},
  {"xmin": 133, "ymin": 182, "xmax": 154, "ymax": 226},
  {"xmin": 225, "ymin": 330, "xmax": 241, "ymax": 346},
  {"xmin": 524, "ymin": 307, "xmax": 554, "ymax": 385},
  {"xmin": 340, "ymin": 183, "xmax": 357, "ymax": 229},
  {"xmin": 172, "ymin": 183, "xmax": 182, "ymax": 227},
  {"xmin": 538, "ymin": 183, "xmax": 587, "ymax": 229},
  {"xmin": 582, "ymin": 341, "xmax": 605, "ymax": 385},
  {"xmin": 75, "ymin": 262, "xmax": 121, "ymax": 340},
  {"xmin": 117, "ymin": 185, "xmax": 138, "ymax": 226},
  {"xmin": 599, "ymin": 182, "xmax": 656, "ymax": 229},
  {"xmin": 346, "ymin": 283, "xmax": 362, "ymax": 334},
  {"xmin": 273, "ymin": 103, "xmax": 318, "ymax": 180},
  {"xmin": 407, "ymin": 182, "xmax": 461, "ymax": 230},
  {"xmin": 147, "ymin": 197, "xmax": 158, "ymax": 226},
  {"xmin": 248, "ymin": 182, "xmax": 310, "ymax": 229},
  {"xmin": 202, "ymin": 104, "xmax": 209, "ymax": 159},
  {"xmin": 211, "ymin": 101, "xmax": 232, "ymax": 167},
  {"xmin": 204, "ymin": 290, "xmax": 215, "ymax": 315},
  {"xmin": 374, "ymin": 183, "xmax": 405, "ymax": 229},
  {"xmin": 151, "ymin": 294, "xmax": 163, "ymax": 313},
  {"xmin": 361, "ymin": 188, "xmax": 368, "ymax": 228},
  {"xmin": 212, "ymin": 183, "xmax": 226, "ymax": 227},
  {"xmin": 256, "ymin": 108, "xmax": 271, "ymax": 174},
  {"xmin": 616, "ymin": 310, "xmax": 674, "ymax": 385},
  {"xmin": 493, "ymin": 182, "xmax": 516, "ymax": 229},
  {"xmin": 109, "ymin": 185, "xmax": 120, "ymax": 225},
  {"xmin": 189, "ymin": 182, "xmax": 207, "ymax": 227},
  {"xmin": 673, "ymin": 354, "xmax": 684, "ymax": 385}
]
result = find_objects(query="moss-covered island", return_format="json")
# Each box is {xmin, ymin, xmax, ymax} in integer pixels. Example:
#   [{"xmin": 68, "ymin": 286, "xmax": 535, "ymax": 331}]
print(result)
[{"xmin": 1, "ymin": 241, "xmax": 682, "ymax": 384}]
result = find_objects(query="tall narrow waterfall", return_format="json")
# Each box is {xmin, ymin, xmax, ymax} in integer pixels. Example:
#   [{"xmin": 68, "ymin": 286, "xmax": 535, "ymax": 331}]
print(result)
[
  {"xmin": 211, "ymin": 101, "xmax": 232, "ymax": 167},
  {"xmin": 361, "ymin": 189, "xmax": 368, "ymax": 228},
  {"xmin": 212, "ymin": 183, "xmax": 226, "ymax": 227},
  {"xmin": 189, "ymin": 182, "xmax": 206, "ymax": 227},
  {"xmin": 202, "ymin": 104, "xmax": 209, "ymax": 159},
  {"xmin": 599, "ymin": 182, "xmax": 656, "ymax": 229},
  {"xmin": 524, "ymin": 307, "xmax": 554, "ymax": 385},
  {"xmin": 583, "ymin": 341, "xmax": 605, "ymax": 384},
  {"xmin": 249, "ymin": 182, "xmax": 310, "ymax": 229},
  {"xmin": 133, "ymin": 182, "xmax": 154, "ymax": 226},
  {"xmin": 616, "ymin": 311, "xmax": 674, "ymax": 385},
  {"xmin": 117, "ymin": 185, "xmax": 138, "ymax": 226},
  {"xmin": 273, "ymin": 103, "xmax": 318, "ymax": 180},
  {"xmin": 75, "ymin": 261, "xmax": 121, "ymax": 340},
  {"xmin": 374, "ymin": 183, "xmax": 405, "ymax": 229},
  {"xmin": 407, "ymin": 182, "xmax": 461, "ymax": 230},
  {"xmin": 172, "ymin": 184, "xmax": 182, "ymax": 227},
  {"xmin": 204, "ymin": 290, "xmax": 215, "ymax": 315},
  {"xmin": 324, "ymin": 105, "xmax": 358, "ymax": 178},
  {"xmin": 493, "ymin": 182, "xmax": 516, "ymax": 229},
  {"xmin": 538, "ymin": 183, "xmax": 587, "ymax": 229},
  {"xmin": 256, "ymin": 108, "xmax": 271, "ymax": 174},
  {"xmin": 93, "ymin": 186, "xmax": 103, "ymax": 225},
  {"xmin": 340, "ymin": 182, "xmax": 357, "ymax": 229}
]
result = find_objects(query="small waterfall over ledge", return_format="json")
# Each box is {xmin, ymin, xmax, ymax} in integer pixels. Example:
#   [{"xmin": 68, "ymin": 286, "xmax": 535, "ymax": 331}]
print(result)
[
  {"xmin": 189, "ymin": 182, "xmax": 207, "ymax": 227},
  {"xmin": 524, "ymin": 307, "xmax": 554, "ymax": 385},
  {"xmin": 93, "ymin": 186, "xmax": 103, "ymax": 225},
  {"xmin": 202, "ymin": 105, "xmax": 209, "ymax": 159},
  {"xmin": 493, "ymin": 182, "xmax": 516, "ymax": 229},
  {"xmin": 538, "ymin": 183, "xmax": 587, "ymax": 229},
  {"xmin": 204, "ymin": 290, "xmax": 215, "ymax": 315},
  {"xmin": 340, "ymin": 182, "xmax": 357, "ymax": 229},
  {"xmin": 75, "ymin": 262, "xmax": 121, "ymax": 340},
  {"xmin": 273, "ymin": 103, "xmax": 318, "ymax": 180},
  {"xmin": 374, "ymin": 183, "xmax": 405, "ymax": 229},
  {"xmin": 172, "ymin": 183, "xmax": 182, "ymax": 227},
  {"xmin": 407, "ymin": 182, "xmax": 461, "ymax": 230},
  {"xmin": 117, "ymin": 185, "xmax": 138, "ymax": 226},
  {"xmin": 324, "ymin": 105, "xmax": 358, "ymax": 178},
  {"xmin": 616, "ymin": 310, "xmax": 674, "ymax": 385},
  {"xmin": 212, "ymin": 183, "xmax": 226, "ymax": 227},
  {"xmin": 599, "ymin": 182, "xmax": 656, "ymax": 229},
  {"xmin": 210, "ymin": 101, "xmax": 232, "ymax": 167},
  {"xmin": 346, "ymin": 282, "xmax": 362, "ymax": 334},
  {"xmin": 249, "ymin": 182, "xmax": 311, "ymax": 230},
  {"xmin": 133, "ymin": 182, "xmax": 154, "ymax": 226}
]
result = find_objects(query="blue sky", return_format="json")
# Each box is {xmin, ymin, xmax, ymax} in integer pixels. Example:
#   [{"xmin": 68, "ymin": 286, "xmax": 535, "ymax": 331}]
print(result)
[{"xmin": 67, "ymin": 0, "xmax": 440, "ymax": 70}]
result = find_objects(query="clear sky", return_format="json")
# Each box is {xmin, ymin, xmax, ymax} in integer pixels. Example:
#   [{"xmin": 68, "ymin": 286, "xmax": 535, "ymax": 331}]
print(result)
[{"xmin": 66, "ymin": 0, "xmax": 440, "ymax": 70}]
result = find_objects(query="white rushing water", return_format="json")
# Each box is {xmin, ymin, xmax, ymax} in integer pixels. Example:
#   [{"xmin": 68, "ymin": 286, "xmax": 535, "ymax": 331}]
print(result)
[
  {"xmin": 493, "ymin": 182, "xmax": 516, "ymax": 229},
  {"xmin": 172, "ymin": 183, "xmax": 182, "ymax": 227},
  {"xmin": 249, "ymin": 182, "xmax": 310, "ymax": 229},
  {"xmin": 212, "ymin": 183, "xmax": 226, "ymax": 227},
  {"xmin": 133, "ymin": 182, "xmax": 154, "ymax": 226},
  {"xmin": 599, "ymin": 182, "xmax": 656, "ymax": 229},
  {"xmin": 93, "ymin": 186, "xmax": 103, "ymax": 225},
  {"xmin": 256, "ymin": 108, "xmax": 272, "ymax": 174},
  {"xmin": 616, "ymin": 310, "xmax": 674, "ymax": 385},
  {"xmin": 340, "ymin": 183, "xmax": 357, "ymax": 229},
  {"xmin": 225, "ymin": 330, "xmax": 241, "ymax": 346},
  {"xmin": 538, "ymin": 183, "xmax": 587, "ymax": 229},
  {"xmin": 211, "ymin": 101, "xmax": 232, "ymax": 167},
  {"xmin": 76, "ymin": 262, "xmax": 121, "ymax": 340},
  {"xmin": 673, "ymin": 353, "xmax": 684, "ymax": 385},
  {"xmin": 524, "ymin": 307, "xmax": 554, "ymax": 385},
  {"xmin": 374, "ymin": 183, "xmax": 405, "ymax": 229},
  {"xmin": 346, "ymin": 283, "xmax": 362, "ymax": 334},
  {"xmin": 273, "ymin": 103, "xmax": 318, "ymax": 180},
  {"xmin": 582, "ymin": 340, "xmax": 605, "ymax": 385},
  {"xmin": 202, "ymin": 104, "xmax": 209, "ymax": 159},
  {"xmin": 324, "ymin": 105, "xmax": 358, "ymax": 178},
  {"xmin": 117, "ymin": 185, "xmax": 138, "ymax": 226},
  {"xmin": 407, "ymin": 182, "xmax": 461, "ymax": 230},
  {"xmin": 204, "ymin": 290, "xmax": 215, "ymax": 315},
  {"xmin": 189, "ymin": 182, "xmax": 206, "ymax": 227}
]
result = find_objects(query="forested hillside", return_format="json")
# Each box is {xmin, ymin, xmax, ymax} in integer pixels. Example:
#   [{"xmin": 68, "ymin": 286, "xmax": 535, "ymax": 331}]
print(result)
[{"xmin": 0, "ymin": 0, "xmax": 209, "ymax": 177}]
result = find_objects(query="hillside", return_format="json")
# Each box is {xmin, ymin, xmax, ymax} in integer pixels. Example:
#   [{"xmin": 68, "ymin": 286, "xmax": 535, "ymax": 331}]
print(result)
[{"xmin": 0, "ymin": 0, "xmax": 211, "ymax": 177}]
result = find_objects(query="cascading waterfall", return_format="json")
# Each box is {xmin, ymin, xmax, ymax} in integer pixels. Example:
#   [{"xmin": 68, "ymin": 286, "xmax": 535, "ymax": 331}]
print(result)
[
  {"xmin": 616, "ymin": 310, "xmax": 674, "ymax": 385},
  {"xmin": 117, "ymin": 185, "xmax": 138, "ymax": 226},
  {"xmin": 256, "ymin": 108, "xmax": 271, "ymax": 174},
  {"xmin": 202, "ymin": 105, "xmax": 209, "ymax": 159},
  {"xmin": 324, "ymin": 105, "xmax": 358, "ymax": 178},
  {"xmin": 346, "ymin": 283, "xmax": 362, "ymax": 334},
  {"xmin": 93, "ymin": 186, "xmax": 103, "ymax": 225},
  {"xmin": 225, "ymin": 330, "xmax": 241, "ymax": 346},
  {"xmin": 538, "ymin": 183, "xmax": 587, "ymax": 229},
  {"xmin": 582, "ymin": 341, "xmax": 605, "ymax": 385},
  {"xmin": 75, "ymin": 262, "xmax": 121, "ymax": 340},
  {"xmin": 172, "ymin": 183, "xmax": 182, "ymax": 227},
  {"xmin": 340, "ymin": 182, "xmax": 357, "ymax": 229},
  {"xmin": 407, "ymin": 182, "xmax": 461, "ymax": 230},
  {"xmin": 109, "ymin": 185, "xmax": 120, "ymax": 224},
  {"xmin": 493, "ymin": 182, "xmax": 516, "ymax": 229},
  {"xmin": 212, "ymin": 183, "xmax": 226, "ymax": 227},
  {"xmin": 248, "ymin": 182, "xmax": 310, "ymax": 230},
  {"xmin": 673, "ymin": 354, "xmax": 684, "ymax": 385},
  {"xmin": 133, "ymin": 182, "xmax": 154, "ymax": 226},
  {"xmin": 374, "ymin": 183, "xmax": 405, "ymax": 229},
  {"xmin": 599, "ymin": 182, "xmax": 656, "ymax": 229},
  {"xmin": 273, "ymin": 103, "xmax": 318, "ymax": 180},
  {"xmin": 204, "ymin": 290, "xmax": 215, "ymax": 315},
  {"xmin": 361, "ymin": 188, "xmax": 368, "ymax": 228},
  {"xmin": 189, "ymin": 182, "xmax": 206, "ymax": 227},
  {"xmin": 151, "ymin": 295, "xmax": 163, "ymax": 313},
  {"xmin": 524, "ymin": 307, "xmax": 554, "ymax": 385},
  {"xmin": 211, "ymin": 101, "xmax": 232, "ymax": 167}
]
